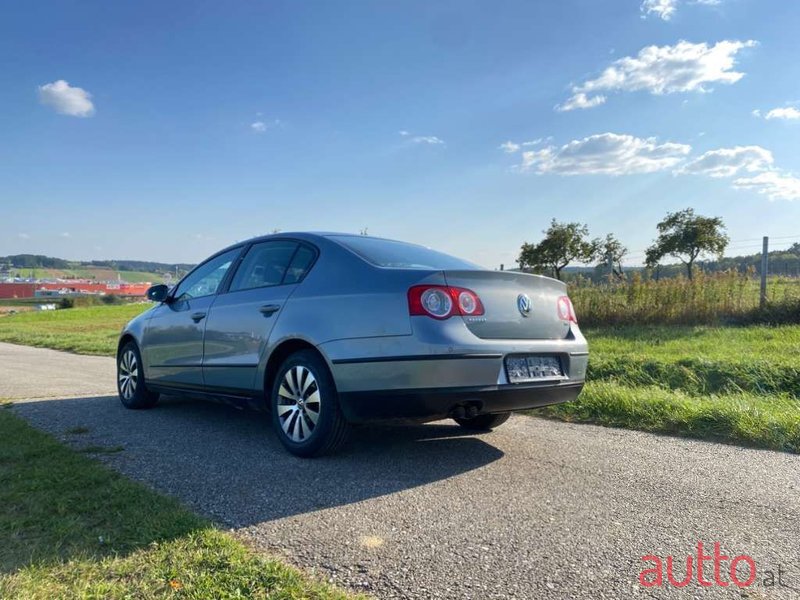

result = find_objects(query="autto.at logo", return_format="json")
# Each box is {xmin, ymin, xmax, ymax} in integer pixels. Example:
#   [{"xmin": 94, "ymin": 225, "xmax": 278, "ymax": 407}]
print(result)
[{"xmin": 639, "ymin": 541, "xmax": 789, "ymax": 589}]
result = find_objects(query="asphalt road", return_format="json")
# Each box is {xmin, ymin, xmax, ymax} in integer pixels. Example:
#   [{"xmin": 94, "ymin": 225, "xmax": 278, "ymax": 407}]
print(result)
[{"xmin": 2, "ymin": 341, "xmax": 799, "ymax": 599}]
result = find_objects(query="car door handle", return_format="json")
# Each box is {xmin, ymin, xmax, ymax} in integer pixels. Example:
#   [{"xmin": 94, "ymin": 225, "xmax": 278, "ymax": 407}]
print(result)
[
  {"xmin": 259, "ymin": 304, "xmax": 281, "ymax": 316},
  {"xmin": 191, "ymin": 312, "xmax": 206, "ymax": 322}
]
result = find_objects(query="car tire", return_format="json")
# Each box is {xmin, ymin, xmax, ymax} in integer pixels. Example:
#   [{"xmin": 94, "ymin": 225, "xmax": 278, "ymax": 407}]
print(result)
[
  {"xmin": 270, "ymin": 350, "xmax": 350, "ymax": 457},
  {"xmin": 117, "ymin": 341, "xmax": 159, "ymax": 410},
  {"xmin": 454, "ymin": 412, "xmax": 511, "ymax": 431}
]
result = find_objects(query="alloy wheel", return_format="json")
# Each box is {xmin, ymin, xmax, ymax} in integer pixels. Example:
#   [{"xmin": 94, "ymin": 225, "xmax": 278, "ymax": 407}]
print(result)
[
  {"xmin": 118, "ymin": 349, "xmax": 138, "ymax": 400},
  {"xmin": 277, "ymin": 365, "xmax": 321, "ymax": 442}
]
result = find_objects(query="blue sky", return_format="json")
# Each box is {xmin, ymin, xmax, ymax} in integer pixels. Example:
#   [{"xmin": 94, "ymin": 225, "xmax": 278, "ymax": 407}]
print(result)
[{"xmin": 2, "ymin": 0, "xmax": 799, "ymax": 268}]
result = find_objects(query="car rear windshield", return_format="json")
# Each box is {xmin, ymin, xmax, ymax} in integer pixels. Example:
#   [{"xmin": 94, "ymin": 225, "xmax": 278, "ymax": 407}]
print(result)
[{"xmin": 330, "ymin": 235, "xmax": 481, "ymax": 270}]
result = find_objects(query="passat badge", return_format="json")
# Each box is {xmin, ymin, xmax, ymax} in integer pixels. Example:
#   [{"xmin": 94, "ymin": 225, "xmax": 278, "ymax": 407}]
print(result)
[{"xmin": 517, "ymin": 293, "xmax": 532, "ymax": 317}]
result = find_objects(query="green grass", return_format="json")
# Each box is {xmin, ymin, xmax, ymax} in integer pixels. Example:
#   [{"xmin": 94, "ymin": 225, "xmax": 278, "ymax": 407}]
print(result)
[
  {"xmin": 585, "ymin": 325, "xmax": 800, "ymax": 396},
  {"xmin": 540, "ymin": 382, "xmax": 800, "ymax": 453},
  {"xmin": 0, "ymin": 304, "xmax": 149, "ymax": 355},
  {"xmin": 0, "ymin": 409, "xmax": 358, "ymax": 600},
  {"xmin": 537, "ymin": 324, "xmax": 800, "ymax": 453},
  {"xmin": 571, "ymin": 271, "xmax": 800, "ymax": 327},
  {"xmin": 586, "ymin": 324, "xmax": 800, "ymax": 362}
]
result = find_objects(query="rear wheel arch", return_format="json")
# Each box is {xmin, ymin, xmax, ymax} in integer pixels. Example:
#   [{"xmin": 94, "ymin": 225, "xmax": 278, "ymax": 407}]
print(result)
[{"xmin": 264, "ymin": 339, "xmax": 333, "ymax": 402}]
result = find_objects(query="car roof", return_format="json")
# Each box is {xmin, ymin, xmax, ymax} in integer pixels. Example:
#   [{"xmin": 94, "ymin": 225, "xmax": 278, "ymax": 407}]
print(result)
[{"xmin": 218, "ymin": 231, "xmax": 404, "ymax": 251}]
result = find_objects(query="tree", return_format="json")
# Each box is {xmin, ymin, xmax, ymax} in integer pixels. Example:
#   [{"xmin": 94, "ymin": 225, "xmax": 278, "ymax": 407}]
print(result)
[
  {"xmin": 594, "ymin": 233, "xmax": 628, "ymax": 279},
  {"xmin": 787, "ymin": 242, "xmax": 800, "ymax": 256},
  {"xmin": 518, "ymin": 219, "xmax": 598, "ymax": 280},
  {"xmin": 645, "ymin": 208, "xmax": 728, "ymax": 280}
]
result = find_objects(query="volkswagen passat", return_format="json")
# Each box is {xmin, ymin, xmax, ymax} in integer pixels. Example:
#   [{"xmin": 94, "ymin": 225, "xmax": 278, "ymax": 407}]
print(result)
[{"xmin": 117, "ymin": 233, "xmax": 588, "ymax": 457}]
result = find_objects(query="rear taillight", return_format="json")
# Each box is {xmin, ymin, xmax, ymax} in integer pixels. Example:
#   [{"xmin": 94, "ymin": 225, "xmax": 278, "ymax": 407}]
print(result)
[
  {"xmin": 408, "ymin": 285, "xmax": 485, "ymax": 319},
  {"xmin": 557, "ymin": 295, "xmax": 578, "ymax": 324}
]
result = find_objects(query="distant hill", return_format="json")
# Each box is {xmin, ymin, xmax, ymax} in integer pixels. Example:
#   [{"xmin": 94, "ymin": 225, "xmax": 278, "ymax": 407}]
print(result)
[
  {"xmin": 84, "ymin": 259, "xmax": 196, "ymax": 273},
  {"xmin": 0, "ymin": 254, "xmax": 195, "ymax": 283},
  {"xmin": 0, "ymin": 254, "xmax": 71, "ymax": 269}
]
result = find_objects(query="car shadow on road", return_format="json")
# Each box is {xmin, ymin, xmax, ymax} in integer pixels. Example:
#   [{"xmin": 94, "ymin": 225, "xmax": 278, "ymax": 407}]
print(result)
[{"xmin": 13, "ymin": 394, "xmax": 505, "ymax": 529}]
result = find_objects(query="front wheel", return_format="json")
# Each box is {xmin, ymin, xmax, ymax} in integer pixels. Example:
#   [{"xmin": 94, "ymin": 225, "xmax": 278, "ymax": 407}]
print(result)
[
  {"xmin": 270, "ymin": 350, "xmax": 350, "ymax": 457},
  {"xmin": 117, "ymin": 341, "xmax": 159, "ymax": 409},
  {"xmin": 454, "ymin": 412, "xmax": 511, "ymax": 431}
]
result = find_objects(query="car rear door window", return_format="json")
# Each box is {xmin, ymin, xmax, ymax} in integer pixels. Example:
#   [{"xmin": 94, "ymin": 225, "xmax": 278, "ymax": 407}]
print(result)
[
  {"xmin": 229, "ymin": 241, "xmax": 298, "ymax": 292},
  {"xmin": 283, "ymin": 244, "xmax": 316, "ymax": 284}
]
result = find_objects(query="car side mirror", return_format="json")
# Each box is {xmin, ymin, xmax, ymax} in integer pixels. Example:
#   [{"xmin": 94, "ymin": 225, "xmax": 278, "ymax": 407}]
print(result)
[{"xmin": 146, "ymin": 284, "xmax": 170, "ymax": 303}]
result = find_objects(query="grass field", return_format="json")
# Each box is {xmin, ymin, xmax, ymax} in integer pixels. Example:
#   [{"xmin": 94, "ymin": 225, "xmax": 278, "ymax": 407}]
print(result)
[
  {"xmin": 540, "ymin": 325, "xmax": 800, "ymax": 453},
  {"xmin": 571, "ymin": 271, "xmax": 800, "ymax": 327},
  {"xmin": 0, "ymin": 304, "xmax": 148, "ymax": 355},
  {"xmin": 0, "ymin": 408, "xmax": 357, "ymax": 599},
  {"xmin": 0, "ymin": 304, "xmax": 797, "ymax": 453}
]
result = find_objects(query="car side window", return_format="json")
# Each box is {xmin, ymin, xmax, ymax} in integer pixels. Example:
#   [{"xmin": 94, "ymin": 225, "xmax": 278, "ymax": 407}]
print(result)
[
  {"xmin": 173, "ymin": 248, "xmax": 241, "ymax": 301},
  {"xmin": 283, "ymin": 244, "xmax": 316, "ymax": 284},
  {"xmin": 229, "ymin": 241, "xmax": 298, "ymax": 292}
]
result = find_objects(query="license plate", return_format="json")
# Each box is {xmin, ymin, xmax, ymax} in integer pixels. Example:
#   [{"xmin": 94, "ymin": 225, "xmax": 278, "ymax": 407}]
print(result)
[{"xmin": 505, "ymin": 355, "xmax": 564, "ymax": 383}]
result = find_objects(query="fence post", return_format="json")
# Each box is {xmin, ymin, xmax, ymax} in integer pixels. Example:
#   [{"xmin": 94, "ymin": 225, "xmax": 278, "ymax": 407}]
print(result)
[{"xmin": 760, "ymin": 236, "xmax": 769, "ymax": 309}]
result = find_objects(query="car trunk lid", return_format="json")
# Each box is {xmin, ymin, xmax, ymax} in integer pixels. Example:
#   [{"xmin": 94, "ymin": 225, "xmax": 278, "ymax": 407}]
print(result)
[{"xmin": 443, "ymin": 270, "xmax": 570, "ymax": 340}]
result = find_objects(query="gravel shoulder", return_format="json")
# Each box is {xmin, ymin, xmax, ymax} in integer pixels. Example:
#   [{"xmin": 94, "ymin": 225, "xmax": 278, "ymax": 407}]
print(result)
[{"xmin": 3, "ymin": 341, "xmax": 799, "ymax": 599}]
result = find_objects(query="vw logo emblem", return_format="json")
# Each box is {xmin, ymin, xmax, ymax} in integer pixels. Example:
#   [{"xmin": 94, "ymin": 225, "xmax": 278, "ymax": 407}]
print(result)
[{"xmin": 517, "ymin": 293, "xmax": 532, "ymax": 317}]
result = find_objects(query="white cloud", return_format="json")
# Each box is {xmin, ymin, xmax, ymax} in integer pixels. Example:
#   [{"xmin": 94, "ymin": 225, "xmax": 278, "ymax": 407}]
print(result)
[
  {"xmin": 17, "ymin": 233, "xmax": 30, "ymax": 240},
  {"xmin": 558, "ymin": 40, "xmax": 756, "ymax": 111},
  {"xmin": 501, "ymin": 133, "xmax": 800, "ymax": 201},
  {"xmin": 678, "ymin": 146, "xmax": 774, "ymax": 178},
  {"xmin": 518, "ymin": 133, "xmax": 691, "ymax": 175},
  {"xmin": 499, "ymin": 137, "xmax": 552, "ymax": 154},
  {"xmin": 59, "ymin": 232, "xmax": 71, "ymax": 238},
  {"xmin": 398, "ymin": 131, "xmax": 444, "ymax": 145},
  {"xmin": 733, "ymin": 171, "xmax": 800, "ymax": 201},
  {"xmin": 251, "ymin": 118, "xmax": 281, "ymax": 133},
  {"xmin": 522, "ymin": 137, "xmax": 552, "ymax": 146},
  {"xmin": 641, "ymin": 0, "xmax": 679, "ymax": 20},
  {"xmin": 641, "ymin": 0, "xmax": 721, "ymax": 21},
  {"xmin": 38, "ymin": 80, "xmax": 95, "ymax": 117},
  {"xmin": 410, "ymin": 135, "xmax": 444, "ymax": 145},
  {"xmin": 555, "ymin": 92, "xmax": 607, "ymax": 112},
  {"xmin": 762, "ymin": 107, "xmax": 800, "ymax": 121},
  {"xmin": 675, "ymin": 143, "xmax": 800, "ymax": 201},
  {"xmin": 499, "ymin": 141, "xmax": 520, "ymax": 153}
]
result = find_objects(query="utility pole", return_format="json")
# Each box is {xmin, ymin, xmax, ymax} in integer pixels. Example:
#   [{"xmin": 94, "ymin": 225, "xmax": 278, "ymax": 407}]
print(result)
[{"xmin": 760, "ymin": 236, "xmax": 769, "ymax": 309}]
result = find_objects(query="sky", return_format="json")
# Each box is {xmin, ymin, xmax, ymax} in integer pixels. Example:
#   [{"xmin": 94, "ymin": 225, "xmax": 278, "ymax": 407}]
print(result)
[{"xmin": 1, "ymin": 0, "xmax": 800, "ymax": 268}]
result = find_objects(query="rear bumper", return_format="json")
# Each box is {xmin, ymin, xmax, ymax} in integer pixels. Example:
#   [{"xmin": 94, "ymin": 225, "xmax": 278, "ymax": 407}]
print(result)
[{"xmin": 339, "ymin": 381, "xmax": 584, "ymax": 423}]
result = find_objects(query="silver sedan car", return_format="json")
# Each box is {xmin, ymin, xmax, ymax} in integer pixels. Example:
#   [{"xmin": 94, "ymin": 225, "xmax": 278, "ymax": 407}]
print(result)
[{"xmin": 117, "ymin": 233, "xmax": 588, "ymax": 456}]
